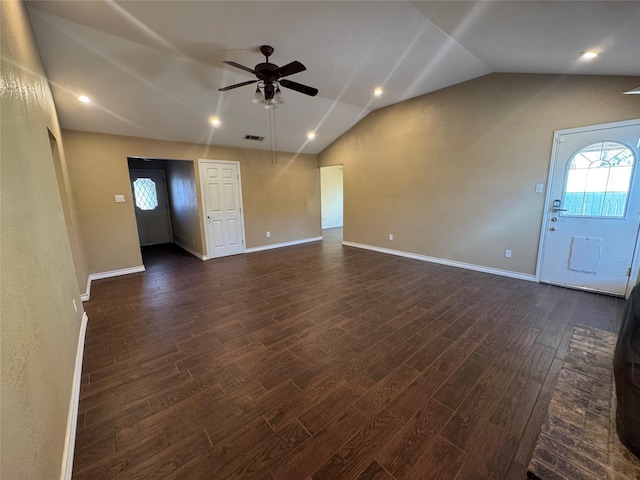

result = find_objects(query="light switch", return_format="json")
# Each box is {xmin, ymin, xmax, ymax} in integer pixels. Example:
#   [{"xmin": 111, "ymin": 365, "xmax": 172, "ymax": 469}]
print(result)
[
  {"xmin": 115, "ymin": 195, "xmax": 125, "ymax": 203},
  {"xmin": 535, "ymin": 184, "xmax": 544, "ymax": 193}
]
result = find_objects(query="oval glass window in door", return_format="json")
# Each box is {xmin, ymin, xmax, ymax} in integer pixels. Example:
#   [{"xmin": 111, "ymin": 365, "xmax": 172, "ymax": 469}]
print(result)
[{"xmin": 133, "ymin": 177, "xmax": 159, "ymax": 210}]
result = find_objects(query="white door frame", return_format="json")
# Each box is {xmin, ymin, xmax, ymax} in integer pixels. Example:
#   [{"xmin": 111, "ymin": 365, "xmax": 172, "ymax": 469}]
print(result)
[
  {"xmin": 535, "ymin": 118, "xmax": 640, "ymax": 298},
  {"xmin": 197, "ymin": 159, "xmax": 247, "ymax": 260}
]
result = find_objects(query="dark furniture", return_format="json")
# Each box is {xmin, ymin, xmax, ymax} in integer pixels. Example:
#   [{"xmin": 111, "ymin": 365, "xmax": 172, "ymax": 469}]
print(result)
[{"xmin": 614, "ymin": 282, "xmax": 640, "ymax": 459}]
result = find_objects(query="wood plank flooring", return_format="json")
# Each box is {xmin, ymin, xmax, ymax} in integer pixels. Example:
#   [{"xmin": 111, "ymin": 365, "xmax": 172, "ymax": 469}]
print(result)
[{"xmin": 73, "ymin": 228, "xmax": 625, "ymax": 479}]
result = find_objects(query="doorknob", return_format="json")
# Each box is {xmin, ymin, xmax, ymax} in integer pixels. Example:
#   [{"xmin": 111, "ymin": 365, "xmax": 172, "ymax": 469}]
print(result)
[{"xmin": 550, "ymin": 227, "xmax": 557, "ymax": 231}]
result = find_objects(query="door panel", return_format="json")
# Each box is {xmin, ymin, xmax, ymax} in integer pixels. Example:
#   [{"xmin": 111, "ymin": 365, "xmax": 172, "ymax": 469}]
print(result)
[
  {"xmin": 539, "ymin": 121, "xmax": 640, "ymax": 296},
  {"xmin": 208, "ymin": 184, "xmax": 222, "ymax": 211},
  {"xmin": 200, "ymin": 161, "xmax": 244, "ymax": 258},
  {"xmin": 224, "ymin": 184, "xmax": 236, "ymax": 209},
  {"xmin": 130, "ymin": 170, "xmax": 172, "ymax": 246}
]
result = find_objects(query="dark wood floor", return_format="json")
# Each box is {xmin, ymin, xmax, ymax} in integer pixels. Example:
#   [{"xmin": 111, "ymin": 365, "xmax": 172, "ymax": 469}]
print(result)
[{"xmin": 73, "ymin": 228, "xmax": 625, "ymax": 479}]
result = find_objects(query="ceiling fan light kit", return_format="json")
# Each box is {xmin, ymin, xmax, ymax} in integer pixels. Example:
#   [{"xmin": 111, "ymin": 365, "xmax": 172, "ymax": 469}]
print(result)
[{"xmin": 273, "ymin": 87, "xmax": 285, "ymax": 104}]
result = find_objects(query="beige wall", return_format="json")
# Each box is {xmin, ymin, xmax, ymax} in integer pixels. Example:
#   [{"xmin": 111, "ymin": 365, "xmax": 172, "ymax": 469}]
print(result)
[
  {"xmin": 1, "ymin": 1, "xmax": 86, "ymax": 478},
  {"xmin": 319, "ymin": 73, "xmax": 640, "ymax": 276},
  {"xmin": 63, "ymin": 130, "xmax": 321, "ymax": 275},
  {"xmin": 49, "ymin": 133, "xmax": 89, "ymax": 291}
]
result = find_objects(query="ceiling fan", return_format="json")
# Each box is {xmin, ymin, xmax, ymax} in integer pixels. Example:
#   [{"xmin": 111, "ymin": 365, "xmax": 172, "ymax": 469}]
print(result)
[{"xmin": 218, "ymin": 45, "xmax": 318, "ymax": 105}]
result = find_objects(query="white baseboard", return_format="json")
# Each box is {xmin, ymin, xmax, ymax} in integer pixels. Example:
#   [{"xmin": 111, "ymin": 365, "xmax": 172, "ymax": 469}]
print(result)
[
  {"xmin": 81, "ymin": 265, "xmax": 145, "ymax": 301},
  {"xmin": 245, "ymin": 236, "xmax": 323, "ymax": 254},
  {"xmin": 342, "ymin": 241, "xmax": 536, "ymax": 282},
  {"xmin": 60, "ymin": 312, "xmax": 88, "ymax": 480},
  {"xmin": 80, "ymin": 276, "xmax": 91, "ymax": 302},
  {"xmin": 173, "ymin": 241, "xmax": 206, "ymax": 260}
]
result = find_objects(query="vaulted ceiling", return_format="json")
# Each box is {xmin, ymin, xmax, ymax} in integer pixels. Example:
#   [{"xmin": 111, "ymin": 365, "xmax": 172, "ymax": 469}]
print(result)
[{"xmin": 27, "ymin": 1, "xmax": 640, "ymax": 155}]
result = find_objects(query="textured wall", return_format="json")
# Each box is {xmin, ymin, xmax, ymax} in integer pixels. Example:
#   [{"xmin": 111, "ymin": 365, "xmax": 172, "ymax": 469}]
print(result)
[
  {"xmin": 319, "ymin": 73, "xmax": 640, "ymax": 276},
  {"xmin": 0, "ymin": 1, "xmax": 85, "ymax": 478},
  {"xmin": 62, "ymin": 129, "xmax": 321, "ymax": 273},
  {"xmin": 165, "ymin": 159, "xmax": 201, "ymax": 254}
]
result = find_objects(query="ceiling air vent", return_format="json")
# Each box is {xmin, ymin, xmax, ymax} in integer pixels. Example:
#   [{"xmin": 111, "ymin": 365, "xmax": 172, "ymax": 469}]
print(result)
[{"xmin": 244, "ymin": 134, "xmax": 265, "ymax": 142}]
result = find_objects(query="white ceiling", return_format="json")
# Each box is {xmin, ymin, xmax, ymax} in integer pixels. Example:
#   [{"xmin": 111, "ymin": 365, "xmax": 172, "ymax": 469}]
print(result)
[{"xmin": 26, "ymin": 1, "xmax": 640, "ymax": 155}]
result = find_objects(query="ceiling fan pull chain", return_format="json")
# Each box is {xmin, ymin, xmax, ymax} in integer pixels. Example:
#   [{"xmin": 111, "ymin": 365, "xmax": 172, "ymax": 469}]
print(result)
[
  {"xmin": 273, "ymin": 108, "xmax": 278, "ymax": 164},
  {"xmin": 268, "ymin": 107, "xmax": 275, "ymax": 164}
]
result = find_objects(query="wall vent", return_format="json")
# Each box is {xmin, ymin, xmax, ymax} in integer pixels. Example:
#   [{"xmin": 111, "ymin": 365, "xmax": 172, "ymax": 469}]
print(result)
[{"xmin": 244, "ymin": 135, "xmax": 265, "ymax": 141}]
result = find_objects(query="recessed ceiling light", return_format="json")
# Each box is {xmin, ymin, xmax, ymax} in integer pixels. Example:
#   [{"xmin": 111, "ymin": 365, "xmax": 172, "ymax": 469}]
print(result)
[
  {"xmin": 623, "ymin": 87, "xmax": 640, "ymax": 95},
  {"xmin": 373, "ymin": 87, "xmax": 383, "ymax": 97},
  {"xmin": 307, "ymin": 132, "xmax": 316, "ymax": 140},
  {"xmin": 209, "ymin": 116, "xmax": 221, "ymax": 127},
  {"xmin": 78, "ymin": 95, "xmax": 91, "ymax": 103},
  {"xmin": 579, "ymin": 51, "xmax": 598, "ymax": 61}
]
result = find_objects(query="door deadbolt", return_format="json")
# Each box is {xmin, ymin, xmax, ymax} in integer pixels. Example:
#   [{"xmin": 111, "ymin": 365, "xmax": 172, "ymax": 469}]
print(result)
[{"xmin": 551, "ymin": 217, "xmax": 558, "ymax": 222}]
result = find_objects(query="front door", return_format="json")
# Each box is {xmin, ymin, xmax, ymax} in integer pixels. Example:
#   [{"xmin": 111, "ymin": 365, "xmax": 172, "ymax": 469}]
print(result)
[
  {"xmin": 130, "ymin": 170, "xmax": 172, "ymax": 246},
  {"xmin": 199, "ymin": 160, "xmax": 244, "ymax": 258},
  {"xmin": 538, "ymin": 120, "xmax": 640, "ymax": 296}
]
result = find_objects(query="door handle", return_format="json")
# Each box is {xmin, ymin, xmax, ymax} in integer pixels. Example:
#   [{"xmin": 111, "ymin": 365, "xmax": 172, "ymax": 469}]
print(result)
[
  {"xmin": 550, "ymin": 227, "xmax": 557, "ymax": 231},
  {"xmin": 552, "ymin": 199, "xmax": 567, "ymax": 212}
]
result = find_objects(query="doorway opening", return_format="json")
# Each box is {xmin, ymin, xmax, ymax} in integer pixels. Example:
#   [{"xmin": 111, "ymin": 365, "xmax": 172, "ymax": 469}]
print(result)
[
  {"xmin": 320, "ymin": 165, "xmax": 343, "ymax": 241},
  {"xmin": 127, "ymin": 157, "xmax": 203, "ymax": 269}
]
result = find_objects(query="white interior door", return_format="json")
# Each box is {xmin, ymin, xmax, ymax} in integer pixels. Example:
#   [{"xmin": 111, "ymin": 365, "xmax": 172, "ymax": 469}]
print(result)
[
  {"xmin": 130, "ymin": 170, "xmax": 172, "ymax": 246},
  {"xmin": 199, "ymin": 160, "xmax": 244, "ymax": 258},
  {"xmin": 539, "ymin": 120, "xmax": 640, "ymax": 296}
]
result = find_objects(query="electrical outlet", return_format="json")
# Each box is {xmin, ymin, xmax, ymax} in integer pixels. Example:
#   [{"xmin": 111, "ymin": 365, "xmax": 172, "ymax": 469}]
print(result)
[
  {"xmin": 115, "ymin": 194, "xmax": 125, "ymax": 203},
  {"xmin": 535, "ymin": 183, "xmax": 544, "ymax": 193},
  {"xmin": 389, "ymin": 234, "xmax": 394, "ymax": 241},
  {"xmin": 266, "ymin": 231, "xmax": 271, "ymax": 238},
  {"xmin": 505, "ymin": 249, "xmax": 512, "ymax": 258}
]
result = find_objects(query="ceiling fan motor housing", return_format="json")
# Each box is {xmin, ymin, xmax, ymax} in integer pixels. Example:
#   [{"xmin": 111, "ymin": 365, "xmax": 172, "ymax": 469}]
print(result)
[
  {"xmin": 255, "ymin": 62, "xmax": 280, "ymax": 79},
  {"xmin": 255, "ymin": 63, "xmax": 280, "ymax": 100}
]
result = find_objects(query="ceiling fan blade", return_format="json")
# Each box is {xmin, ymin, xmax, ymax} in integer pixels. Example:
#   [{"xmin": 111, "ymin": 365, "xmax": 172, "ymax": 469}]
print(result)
[
  {"xmin": 279, "ymin": 79, "xmax": 318, "ymax": 97},
  {"xmin": 223, "ymin": 60, "xmax": 256, "ymax": 74},
  {"xmin": 275, "ymin": 61, "xmax": 306, "ymax": 78},
  {"xmin": 218, "ymin": 80, "xmax": 258, "ymax": 91}
]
